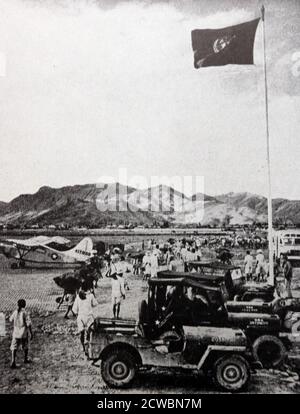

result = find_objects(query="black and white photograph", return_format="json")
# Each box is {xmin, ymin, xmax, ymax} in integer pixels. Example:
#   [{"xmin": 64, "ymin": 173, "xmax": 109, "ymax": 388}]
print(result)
[{"xmin": 0, "ymin": 0, "xmax": 300, "ymax": 402}]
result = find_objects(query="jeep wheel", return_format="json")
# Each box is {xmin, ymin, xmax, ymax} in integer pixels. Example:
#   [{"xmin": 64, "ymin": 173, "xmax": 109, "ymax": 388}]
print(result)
[
  {"xmin": 213, "ymin": 355, "xmax": 250, "ymax": 392},
  {"xmin": 252, "ymin": 335, "xmax": 286, "ymax": 368},
  {"xmin": 101, "ymin": 351, "xmax": 136, "ymax": 388}
]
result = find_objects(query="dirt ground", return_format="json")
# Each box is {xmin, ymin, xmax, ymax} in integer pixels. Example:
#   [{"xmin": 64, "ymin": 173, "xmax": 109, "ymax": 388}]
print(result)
[{"xmin": 0, "ymin": 254, "xmax": 300, "ymax": 394}]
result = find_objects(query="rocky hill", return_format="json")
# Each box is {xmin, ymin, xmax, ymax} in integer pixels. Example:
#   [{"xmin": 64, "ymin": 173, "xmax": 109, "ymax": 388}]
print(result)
[{"xmin": 0, "ymin": 184, "xmax": 299, "ymax": 227}]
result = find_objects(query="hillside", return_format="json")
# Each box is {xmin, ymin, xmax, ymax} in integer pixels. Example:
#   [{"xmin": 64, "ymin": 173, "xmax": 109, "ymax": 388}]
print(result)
[{"xmin": 0, "ymin": 185, "xmax": 299, "ymax": 227}]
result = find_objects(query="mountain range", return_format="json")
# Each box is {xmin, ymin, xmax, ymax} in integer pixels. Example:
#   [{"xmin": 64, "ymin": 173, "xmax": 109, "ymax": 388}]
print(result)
[{"xmin": 0, "ymin": 184, "xmax": 299, "ymax": 227}]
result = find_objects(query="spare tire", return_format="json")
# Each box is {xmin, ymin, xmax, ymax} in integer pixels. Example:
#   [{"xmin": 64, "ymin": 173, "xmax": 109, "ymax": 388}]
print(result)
[
  {"xmin": 252, "ymin": 335, "xmax": 286, "ymax": 368},
  {"xmin": 138, "ymin": 300, "xmax": 149, "ymax": 325}
]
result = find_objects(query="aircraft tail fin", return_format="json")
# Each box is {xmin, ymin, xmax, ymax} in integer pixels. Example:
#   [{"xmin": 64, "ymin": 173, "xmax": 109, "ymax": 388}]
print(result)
[{"xmin": 70, "ymin": 237, "xmax": 94, "ymax": 259}]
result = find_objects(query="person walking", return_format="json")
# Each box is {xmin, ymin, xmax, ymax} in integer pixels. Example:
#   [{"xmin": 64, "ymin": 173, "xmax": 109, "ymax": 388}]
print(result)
[
  {"xmin": 109, "ymin": 256, "xmax": 126, "ymax": 318},
  {"xmin": 72, "ymin": 282, "xmax": 98, "ymax": 356}
]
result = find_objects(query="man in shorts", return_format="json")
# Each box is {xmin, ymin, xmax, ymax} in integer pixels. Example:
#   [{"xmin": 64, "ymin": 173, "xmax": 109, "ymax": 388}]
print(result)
[
  {"xmin": 244, "ymin": 250, "xmax": 254, "ymax": 281},
  {"xmin": 72, "ymin": 282, "xmax": 98, "ymax": 356},
  {"xmin": 142, "ymin": 250, "xmax": 151, "ymax": 280},
  {"xmin": 10, "ymin": 299, "xmax": 33, "ymax": 369},
  {"xmin": 109, "ymin": 255, "xmax": 126, "ymax": 318},
  {"xmin": 255, "ymin": 249, "xmax": 266, "ymax": 282}
]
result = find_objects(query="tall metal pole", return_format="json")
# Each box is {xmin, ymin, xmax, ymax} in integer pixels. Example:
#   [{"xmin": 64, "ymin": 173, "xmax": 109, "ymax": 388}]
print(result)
[{"xmin": 261, "ymin": 5, "xmax": 274, "ymax": 285}]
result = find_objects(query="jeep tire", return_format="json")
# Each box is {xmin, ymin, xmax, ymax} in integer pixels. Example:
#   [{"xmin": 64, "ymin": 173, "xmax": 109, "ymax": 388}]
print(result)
[
  {"xmin": 101, "ymin": 350, "xmax": 136, "ymax": 388},
  {"xmin": 252, "ymin": 335, "xmax": 286, "ymax": 368},
  {"xmin": 213, "ymin": 354, "xmax": 250, "ymax": 392}
]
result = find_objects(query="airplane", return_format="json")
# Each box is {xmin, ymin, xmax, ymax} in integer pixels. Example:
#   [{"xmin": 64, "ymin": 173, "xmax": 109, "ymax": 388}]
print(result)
[{"xmin": 0, "ymin": 235, "xmax": 95, "ymax": 269}]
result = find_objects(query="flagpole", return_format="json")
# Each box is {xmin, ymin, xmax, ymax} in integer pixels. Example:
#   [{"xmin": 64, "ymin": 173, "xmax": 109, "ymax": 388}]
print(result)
[{"xmin": 261, "ymin": 5, "xmax": 274, "ymax": 285}]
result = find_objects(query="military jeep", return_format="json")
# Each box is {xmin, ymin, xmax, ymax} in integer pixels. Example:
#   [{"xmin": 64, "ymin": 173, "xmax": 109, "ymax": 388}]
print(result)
[
  {"xmin": 145, "ymin": 275, "xmax": 299, "ymax": 368},
  {"xmin": 186, "ymin": 261, "xmax": 275, "ymax": 302},
  {"xmin": 88, "ymin": 279, "xmax": 253, "ymax": 392},
  {"xmin": 88, "ymin": 315, "xmax": 251, "ymax": 392}
]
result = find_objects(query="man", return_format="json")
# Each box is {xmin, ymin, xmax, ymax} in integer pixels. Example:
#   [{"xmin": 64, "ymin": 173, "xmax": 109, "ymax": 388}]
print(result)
[
  {"xmin": 142, "ymin": 250, "xmax": 151, "ymax": 280},
  {"xmin": 88, "ymin": 250, "xmax": 103, "ymax": 286},
  {"xmin": 244, "ymin": 250, "xmax": 254, "ymax": 281},
  {"xmin": 281, "ymin": 254, "xmax": 293, "ymax": 298},
  {"xmin": 255, "ymin": 249, "xmax": 266, "ymax": 282},
  {"xmin": 180, "ymin": 243, "xmax": 188, "ymax": 262},
  {"xmin": 180, "ymin": 243, "xmax": 189, "ymax": 271},
  {"xmin": 72, "ymin": 282, "xmax": 98, "ymax": 356},
  {"xmin": 150, "ymin": 246, "xmax": 160, "ymax": 278},
  {"xmin": 109, "ymin": 256, "xmax": 126, "ymax": 318},
  {"xmin": 188, "ymin": 247, "xmax": 198, "ymax": 262},
  {"xmin": 10, "ymin": 299, "xmax": 33, "ymax": 369}
]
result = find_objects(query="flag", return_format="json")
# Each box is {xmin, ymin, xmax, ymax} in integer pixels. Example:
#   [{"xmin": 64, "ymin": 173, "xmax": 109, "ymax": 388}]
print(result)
[{"xmin": 191, "ymin": 18, "xmax": 260, "ymax": 69}]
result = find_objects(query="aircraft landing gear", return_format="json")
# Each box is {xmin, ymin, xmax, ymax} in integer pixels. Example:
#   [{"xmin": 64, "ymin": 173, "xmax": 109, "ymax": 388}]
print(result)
[
  {"xmin": 10, "ymin": 260, "xmax": 25, "ymax": 269},
  {"xmin": 19, "ymin": 260, "xmax": 26, "ymax": 268}
]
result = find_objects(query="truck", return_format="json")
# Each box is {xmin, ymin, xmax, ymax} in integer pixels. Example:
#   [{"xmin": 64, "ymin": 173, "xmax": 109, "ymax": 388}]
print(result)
[{"xmin": 273, "ymin": 229, "xmax": 300, "ymax": 267}]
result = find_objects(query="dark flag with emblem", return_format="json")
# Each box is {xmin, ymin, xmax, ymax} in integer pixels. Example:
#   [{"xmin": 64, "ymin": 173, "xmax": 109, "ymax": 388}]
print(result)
[{"xmin": 191, "ymin": 18, "xmax": 260, "ymax": 69}]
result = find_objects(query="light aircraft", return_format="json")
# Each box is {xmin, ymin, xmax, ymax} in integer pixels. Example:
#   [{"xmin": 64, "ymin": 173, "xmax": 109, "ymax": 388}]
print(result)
[{"xmin": 0, "ymin": 235, "xmax": 95, "ymax": 269}]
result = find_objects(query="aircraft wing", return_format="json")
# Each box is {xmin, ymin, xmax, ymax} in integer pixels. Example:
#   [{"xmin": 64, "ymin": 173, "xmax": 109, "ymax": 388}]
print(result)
[
  {"xmin": 48, "ymin": 236, "xmax": 70, "ymax": 245},
  {"xmin": 8, "ymin": 236, "xmax": 52, "ymax": 247},
  {"xmin": 7, "ymin": 236, "xmax": 70, "ymax": 248}
]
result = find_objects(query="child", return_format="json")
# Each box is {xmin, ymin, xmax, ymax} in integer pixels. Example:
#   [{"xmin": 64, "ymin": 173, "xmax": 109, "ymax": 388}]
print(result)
[{"xmin": 9, "ymin": 299, "xmax": 33, "ymax": 369}]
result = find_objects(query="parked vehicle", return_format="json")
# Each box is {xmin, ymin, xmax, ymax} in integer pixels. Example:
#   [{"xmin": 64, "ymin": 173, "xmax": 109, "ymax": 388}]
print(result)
[
  {"xmin": 184, "ymin": 261, "xmax": 275, "ymax": 302},
  {"xmin": 273, "ymin": 229, "xmax": 300, "ymax": 267},
  {"xmin": 146, "ymin": 274, "xmax": 300, "ymax": 368},
  {"xmin": 88, "ymin": 317, "xmax": 252, "ymax": 392}
]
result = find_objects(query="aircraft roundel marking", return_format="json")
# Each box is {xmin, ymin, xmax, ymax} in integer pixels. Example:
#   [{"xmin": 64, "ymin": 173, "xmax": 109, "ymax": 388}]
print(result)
[{"xmin": 51, "ymin": 253, "xmax": 58, "ymax": 260}]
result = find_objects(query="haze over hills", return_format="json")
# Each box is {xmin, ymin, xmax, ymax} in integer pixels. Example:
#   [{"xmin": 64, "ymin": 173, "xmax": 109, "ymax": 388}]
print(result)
[{"xmin": 0, "ymin": 184, "xmax": 299, "ymax": 227}]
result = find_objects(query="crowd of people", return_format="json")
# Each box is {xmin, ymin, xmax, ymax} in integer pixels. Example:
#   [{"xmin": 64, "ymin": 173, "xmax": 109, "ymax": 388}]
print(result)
[
  {"xmin": 8, "ymin": 234, "xmax": 295, "ymax": 369},
  {"xmin": 243, "ymin": 249, "xmax": 293, "ymax": 297},
  {"xmin": 131, "ymin": 238, "xmax": 203, "ymax": 278}
]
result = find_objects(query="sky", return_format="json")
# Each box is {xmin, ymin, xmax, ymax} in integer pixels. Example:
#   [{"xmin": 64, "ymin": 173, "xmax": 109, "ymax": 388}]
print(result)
[{"xmin": 0, "ymin": 0, "xmax": 300, "ymax": 201}]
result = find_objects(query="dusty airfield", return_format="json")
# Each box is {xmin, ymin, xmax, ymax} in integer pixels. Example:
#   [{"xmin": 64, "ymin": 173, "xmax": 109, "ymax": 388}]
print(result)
[{"xmin": 0, "ymin": 255, "xmax": 300, "ymax": 394}]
